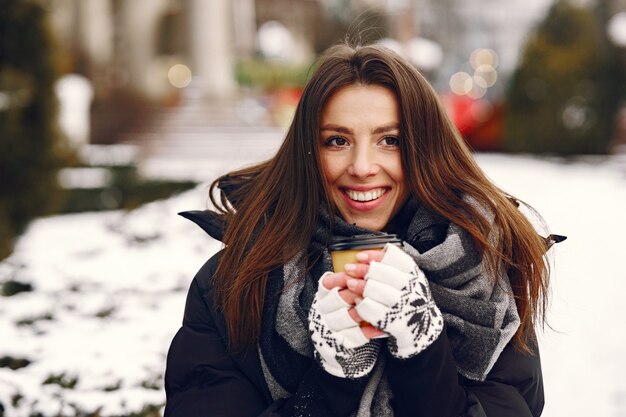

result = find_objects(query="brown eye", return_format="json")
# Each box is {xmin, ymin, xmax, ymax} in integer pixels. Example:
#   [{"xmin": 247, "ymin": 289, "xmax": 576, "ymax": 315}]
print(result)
[
  {"xmin": 325, "ymin": 136, "xmax": 348, "ymax": 147},
  {"xmin": 382, "ymin": 136, "xmax": 400, "ymax": 147}
]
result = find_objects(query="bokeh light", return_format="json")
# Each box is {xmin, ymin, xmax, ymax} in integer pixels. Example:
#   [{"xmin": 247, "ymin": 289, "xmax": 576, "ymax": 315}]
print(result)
[
  {"xmin": 467, "ymin": 83, "xmax": 487, "ymax": 99},
  {"xmin": 473, "ymin": 65, "xmax": 498, "ymax": 88},
  {"xmin": 561, "ymin": 97, "xmax": 596, "ymax": 131},
  {"xmin": 469, "ymin": 48, "xmax": 499, "ymax": 70},
  {"xmin": 449, "ymin": 72, "xmax": 473, "ymax": 95},
  {"xmin": 608, "ymin": 12, "xmax": 626, "ymax": 47},
  {"xmin": 451, "ymin": 49, "xmax": 499, "ymax": 98},
  {"xmin": 167, "ymin": 64, "xmax": 192, "ymax": 88},
  {"xmin": 258, "ymin": 20, "xmax": 293, "ymax": 59}
]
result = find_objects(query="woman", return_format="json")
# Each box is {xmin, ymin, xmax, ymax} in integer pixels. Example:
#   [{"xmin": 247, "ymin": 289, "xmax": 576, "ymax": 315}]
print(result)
[{"xmin": 165, "ymin": 44, "xmax": 558, "ymax": 417}]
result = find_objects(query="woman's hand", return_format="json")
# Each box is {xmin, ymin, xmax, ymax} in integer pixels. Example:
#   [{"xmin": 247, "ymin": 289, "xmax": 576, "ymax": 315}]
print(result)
[
  {"xmin": 340, "ymin": 247, "xmax": 384, "ymax": 295},
  {"xmin": 347, "ymin": 244, "xmax": 444, "ymax": 359},
  {"xmin": 308, "ymin": 266, "xmax": 384, "ymax": 378},
  {"xmin": 319, "ymin": 270, "xmax": 385, "ymax": 339}
]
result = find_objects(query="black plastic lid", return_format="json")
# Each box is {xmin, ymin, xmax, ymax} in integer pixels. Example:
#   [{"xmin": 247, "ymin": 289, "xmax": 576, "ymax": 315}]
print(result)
[{"xmin": 329, "ymin": 234, "xmax": 402, "ymax": 251}]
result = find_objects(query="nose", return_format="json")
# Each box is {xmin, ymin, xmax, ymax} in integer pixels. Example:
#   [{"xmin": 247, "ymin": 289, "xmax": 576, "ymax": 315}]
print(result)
[{"xmin": 347, "ymin": 145, "xmax": 380, "ymax": 178}]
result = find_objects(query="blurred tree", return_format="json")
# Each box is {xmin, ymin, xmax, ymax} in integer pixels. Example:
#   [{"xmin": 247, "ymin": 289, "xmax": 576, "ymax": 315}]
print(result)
[
  {"xmin": 0, "ymin": 0, "xmax": 67, "ymax": 259},
  {"xmin": 504, "ymin": 0, "xmax": 625, "ymax": 154}
]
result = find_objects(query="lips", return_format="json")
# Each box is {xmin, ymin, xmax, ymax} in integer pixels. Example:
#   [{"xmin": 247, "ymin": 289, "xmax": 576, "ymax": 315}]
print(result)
[
  {"xmin": 339, "ymin": 187, "xmax": 391, "ymax": 212},
  {"xmin": 343, "ymin": 187, "xmax": 388, "ymax": 202}
]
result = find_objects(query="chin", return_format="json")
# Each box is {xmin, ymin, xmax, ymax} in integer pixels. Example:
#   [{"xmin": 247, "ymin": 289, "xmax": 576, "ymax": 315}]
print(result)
[{"xmin": 343, "ymin": 215, "xmax": 388, "ymax": 232}]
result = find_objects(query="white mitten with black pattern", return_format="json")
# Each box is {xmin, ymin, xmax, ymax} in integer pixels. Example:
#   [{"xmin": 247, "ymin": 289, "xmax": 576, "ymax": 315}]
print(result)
[
  {"xmin": 355, "ymin": 243, "xmax": 444, "ymax": 359},
  {"xmin": 308, "ymin": 273, "xmax": 381, "ymax": 379}
]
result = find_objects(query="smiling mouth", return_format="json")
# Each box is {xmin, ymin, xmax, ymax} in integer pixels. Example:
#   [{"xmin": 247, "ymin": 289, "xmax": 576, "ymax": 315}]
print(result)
[{"xmin": 343, "ymin": 188, "xmax": 388, "ymax": 202}]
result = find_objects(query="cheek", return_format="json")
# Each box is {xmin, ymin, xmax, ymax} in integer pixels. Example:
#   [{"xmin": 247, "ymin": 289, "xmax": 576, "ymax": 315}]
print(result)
[
  {"xmin": 386, "ymin": 155, "xmax": 405, "ymax": 183},
  {"xmin": 320, "ymin": 154, "xmax": 341, "ymax": 184},
  {"xmin": 388, "ymin": 158, "xmax": 408, "ymax": 201},
  {"xmin": 396, "ymin": 167, "xmax": 406, "ymax": 185}
]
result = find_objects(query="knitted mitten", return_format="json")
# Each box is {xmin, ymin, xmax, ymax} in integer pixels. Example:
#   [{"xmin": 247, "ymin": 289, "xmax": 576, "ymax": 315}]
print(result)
[
  {"xmin": 309, "ymin": 274, "xmax": 381, "ymax": 378},
  {"xmin": 355, "ymin": 244, "xmax": 444, "ymax": 359}
]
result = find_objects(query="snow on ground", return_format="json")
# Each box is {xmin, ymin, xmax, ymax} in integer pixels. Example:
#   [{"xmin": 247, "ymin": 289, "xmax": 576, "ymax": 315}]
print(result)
[
  {"xmin": 1, "ymin": 154, "xmax": 625, "ymax": 416},
  {"xmin": 0, "ymin": 186, "xmax": 217, "ymax": 416},
  {"xmin": 476, "ymin": 154, "xmax": 626, "ymax": 417}
]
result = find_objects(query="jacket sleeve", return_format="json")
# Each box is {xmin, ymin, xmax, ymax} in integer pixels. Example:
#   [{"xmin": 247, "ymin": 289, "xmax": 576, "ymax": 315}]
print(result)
[
  {"xmin": 386, "ymin": 329, "xmax": 544, "ymax": 417},
  {"xmin": 164, "ymin": 256, "xmax": 369, "ymax": 417}
]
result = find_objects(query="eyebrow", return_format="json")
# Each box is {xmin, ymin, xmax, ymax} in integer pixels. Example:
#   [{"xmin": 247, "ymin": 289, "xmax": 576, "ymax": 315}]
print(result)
[{"xmin": 320, "ymin": 123, "xmax": 400, "ymax": 135}]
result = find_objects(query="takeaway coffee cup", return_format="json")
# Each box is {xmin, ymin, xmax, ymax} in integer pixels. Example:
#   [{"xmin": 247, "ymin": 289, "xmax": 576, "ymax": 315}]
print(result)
[{"xmin": 329, "ymin": 234, "xmax": 402, "ymax": 272}]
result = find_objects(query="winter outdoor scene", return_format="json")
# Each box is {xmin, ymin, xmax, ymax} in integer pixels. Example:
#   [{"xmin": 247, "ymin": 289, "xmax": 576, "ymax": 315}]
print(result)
[
  {"xmin": 2, "ymin": 0, "xmax": 626, "ymax": 416},
  {"xmin": 2, "ymin": 152, "xmax": 626, "ymax": 417}
]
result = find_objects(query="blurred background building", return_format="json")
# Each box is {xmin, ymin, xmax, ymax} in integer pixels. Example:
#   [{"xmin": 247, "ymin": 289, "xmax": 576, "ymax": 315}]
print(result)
[
  {"xmin": 39, "ymin": 0, "xmax": 626, "ymax": 150},
  {"xmin": 45, "ymin": 0, "xmax": 552, "ymax": 105}
]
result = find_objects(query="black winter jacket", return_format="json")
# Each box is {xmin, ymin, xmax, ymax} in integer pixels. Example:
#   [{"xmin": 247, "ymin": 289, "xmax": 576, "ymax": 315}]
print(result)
[{"xmin": 164, "ymin": 212, "xmax": 545, "ymax": 417}]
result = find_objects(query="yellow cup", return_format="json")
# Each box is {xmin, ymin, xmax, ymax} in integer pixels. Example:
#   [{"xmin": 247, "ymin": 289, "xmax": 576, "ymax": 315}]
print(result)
[{"xmin": 329, "ymin": 234, "xmax": 402, "ymax": 272}]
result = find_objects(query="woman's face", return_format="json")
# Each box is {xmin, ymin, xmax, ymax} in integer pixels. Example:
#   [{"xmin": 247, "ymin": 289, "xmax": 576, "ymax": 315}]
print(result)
[{"xmin": 319, "ymin": 84, "xmax": 409, "ymax": 231}]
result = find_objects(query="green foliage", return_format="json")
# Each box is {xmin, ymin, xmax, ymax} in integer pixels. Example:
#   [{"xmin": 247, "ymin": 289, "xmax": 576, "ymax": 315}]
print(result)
[
  {"xmin": 504, "ymin": 0, "xmax": 625, "ymax": 154},
  {"xmin": 0, "ymin": 0, "xmax": 67, "ymax": 259},
  {"xmin": 59, "ymin": 164, "xmax": 197, "ymax": 213},
  {"xmin": 235, "ymin": 59, "xmax": 312, "ymax": 90}
]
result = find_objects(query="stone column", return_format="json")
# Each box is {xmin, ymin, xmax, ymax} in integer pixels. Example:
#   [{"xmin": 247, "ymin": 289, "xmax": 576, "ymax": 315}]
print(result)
[
  {"xmin": 187, "ymin": 0, "xmax": 237, "ymax": 98},
  {"xmin": 120, "ymin": 0, "xmax": 169, "ymax": 96},
  {"xmin": 80, "ymin": 0, "xmax": 114, "ymax": 69},
  {"xmin": 233, "ymin": 0, "xmax": 256, "ymax": 58}
]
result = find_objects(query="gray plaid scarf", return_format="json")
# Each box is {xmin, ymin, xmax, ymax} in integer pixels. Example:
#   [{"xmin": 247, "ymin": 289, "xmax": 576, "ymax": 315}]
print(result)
[{"xmin": 257, "ymin": 198, "xmax": 520, "ymax": 416}]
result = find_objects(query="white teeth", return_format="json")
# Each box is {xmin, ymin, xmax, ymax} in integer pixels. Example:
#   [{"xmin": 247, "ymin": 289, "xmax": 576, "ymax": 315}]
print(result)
[{"xmin": 346, "ymin": 188, "xmax": 386, "ymax": 202}]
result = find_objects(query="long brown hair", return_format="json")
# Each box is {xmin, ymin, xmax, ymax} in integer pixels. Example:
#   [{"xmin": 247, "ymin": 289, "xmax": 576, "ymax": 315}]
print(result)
[{"xmin": 210, "ymin": 44, "xmax": 549, "ymax": 353}]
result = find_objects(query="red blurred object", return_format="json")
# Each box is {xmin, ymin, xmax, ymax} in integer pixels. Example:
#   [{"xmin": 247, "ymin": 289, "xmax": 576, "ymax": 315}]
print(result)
[
  {"xmin": 440, "ymin": 94, "xmax": 504, "ymax": 151},
  {"xmin": 274, "ymin": 86, "xmax": 303, "ymax": 107}
]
